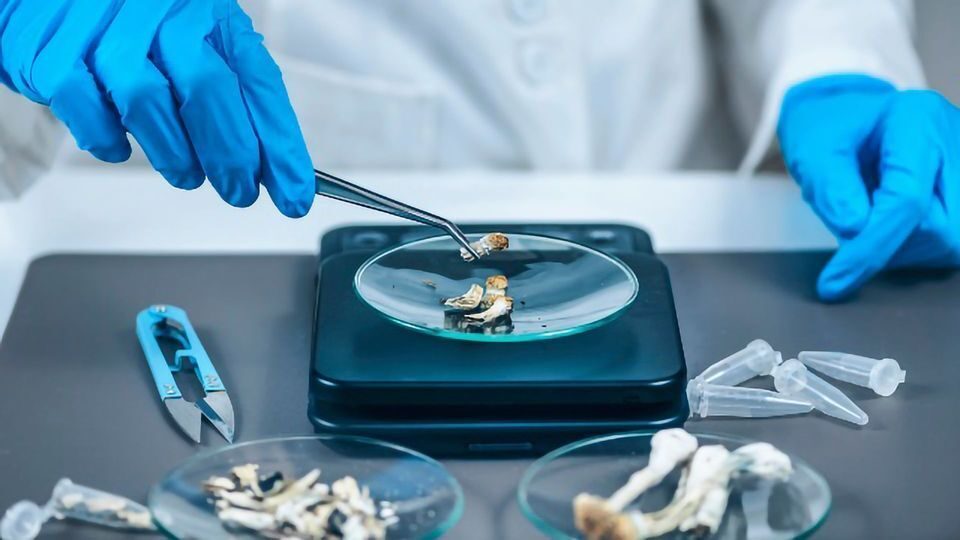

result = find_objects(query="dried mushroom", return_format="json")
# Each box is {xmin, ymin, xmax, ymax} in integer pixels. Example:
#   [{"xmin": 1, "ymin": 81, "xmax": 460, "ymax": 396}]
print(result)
[
  {"xmin": 481, "ymin": 275, "xmax": 508, "ymax": 307},
  {"xmin": 572, "ymin": 429, "xmax": 793, "ymax": 540},
  {"xmin": 464, "ymin": 296, "xmax": 514, "ymax": 324},
  {"xmin": 574, "ymin": 429, "xmax": 698, "ymax": 537},
  {"xmin": 443, "ymin": 283, "xmax": 484, "ymax": 310},
  {"xmin": 53, "ymin": 488, "xmax": 154, "ymax": 530},
  {"xmin": 443, "ymin": 274, "xmax": 515, "ymax": 331},
  {"xmin": 204, "ymin": 464, "xmax": 396, "ymax": 539},
  {"xmin": 83, "ymin": 495, "xmax": 130, "ymax": 514},
  {"xmin": 485, "ymin": 274, "xmax": 508, "ymax": 289},
  {"xmin": 443, "ymin": 310, "xmax": 515, "ymax": 335},
  {"xmin": 460, "ymin": 232, "xmax": 509, "ymax": 261}
]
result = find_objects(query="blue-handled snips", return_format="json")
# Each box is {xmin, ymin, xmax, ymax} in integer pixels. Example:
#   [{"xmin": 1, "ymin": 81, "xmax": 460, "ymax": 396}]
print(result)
[{"xmin": 136, "ymin": 305, "xmax": 235, "ymax": 444}]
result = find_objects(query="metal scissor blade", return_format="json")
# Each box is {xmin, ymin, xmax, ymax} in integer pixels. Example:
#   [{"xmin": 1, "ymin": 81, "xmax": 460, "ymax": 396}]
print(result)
[
  {"xmin": 196, "ymin": 391, "xmax": 235, "ymax": 443},
  {"xmin": 165, "ymin": 398, "xmax": 202, "ymax": 443}
]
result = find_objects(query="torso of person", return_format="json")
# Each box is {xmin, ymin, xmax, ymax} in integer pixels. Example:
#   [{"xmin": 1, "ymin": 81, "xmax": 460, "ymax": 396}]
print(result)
[{"xmin": 258, "ymin": 0, "xmax": 744, "ymax": 171}]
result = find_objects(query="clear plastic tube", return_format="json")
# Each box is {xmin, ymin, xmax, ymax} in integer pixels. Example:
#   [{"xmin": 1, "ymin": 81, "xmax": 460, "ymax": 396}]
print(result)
[
  {"xmin": 773, "ymin": 359, "xmax": 869, "ymax": 426},
  {"xmin": 687, "ymin": 380, "xmax": 814, "ymax": 418},
  {"xmin": 799, "ymin": 351, "xmax": 905, "ymax": 397},
  {"xmin": 1, "ymin": 479, "xmax": 154, "ymax": 540},
  {"xmin": 695, "ymin": 339, "xmax": 783, "ymax": 387}
]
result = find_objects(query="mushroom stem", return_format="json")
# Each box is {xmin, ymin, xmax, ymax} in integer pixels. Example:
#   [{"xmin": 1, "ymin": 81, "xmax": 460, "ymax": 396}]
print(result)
[
  {"xmin": 573, "ymin": 429, "xmax": 698, "ymax": 539},
  {"xmin": 464, "ymin": 296, "xmax": 513, "ymax": 323}
]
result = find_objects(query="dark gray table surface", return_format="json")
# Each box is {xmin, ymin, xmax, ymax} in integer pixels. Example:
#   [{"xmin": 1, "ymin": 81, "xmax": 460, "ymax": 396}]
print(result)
[{"xmin": 0, "ymin": 253, "xmax": 957, "ymax": 540}]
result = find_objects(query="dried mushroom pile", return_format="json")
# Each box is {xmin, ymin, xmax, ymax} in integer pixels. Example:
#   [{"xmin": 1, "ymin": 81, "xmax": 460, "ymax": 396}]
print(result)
[
  {"xmin": 204, "ymin": 464, "xmax": 396, "ymax": 539},
  {"xmin": 573, "ymin": 429, "xmax": 793, "ymax": 540},
  {"xmin": 443, "ymin": 274, "xmax": 515, "ymax": 330}
]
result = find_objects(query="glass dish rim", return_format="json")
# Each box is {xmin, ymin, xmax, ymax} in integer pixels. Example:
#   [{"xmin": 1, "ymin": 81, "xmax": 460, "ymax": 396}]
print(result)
[
  {"xmin": 517, "ymin": 429, "xmax": 832, "ymax": 540},
  {"xmin": 147, "ymin": 434, "xmax": 465, "ymax": 540},
  {"xmin": 352, "ymin": 232, "xmax": 641, "ymax": 343}
]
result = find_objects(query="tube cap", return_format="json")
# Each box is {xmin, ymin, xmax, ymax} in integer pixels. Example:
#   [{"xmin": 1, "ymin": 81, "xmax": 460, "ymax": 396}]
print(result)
[{"xmin": 0, "ymin": 501, "xmax": 43, "ymax": 540}]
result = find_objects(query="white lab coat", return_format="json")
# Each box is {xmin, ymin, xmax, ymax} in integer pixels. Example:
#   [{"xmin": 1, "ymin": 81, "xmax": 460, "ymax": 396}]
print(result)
[{"xmin": 0, "ymin": 0, "xmax": 924, "ymax": 199}]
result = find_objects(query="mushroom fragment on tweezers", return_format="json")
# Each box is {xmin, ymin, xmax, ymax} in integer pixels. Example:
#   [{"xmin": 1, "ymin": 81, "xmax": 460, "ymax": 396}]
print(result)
[{"xmin": 460, "ymin": 232, "xmax": 510, "ymax": 261}]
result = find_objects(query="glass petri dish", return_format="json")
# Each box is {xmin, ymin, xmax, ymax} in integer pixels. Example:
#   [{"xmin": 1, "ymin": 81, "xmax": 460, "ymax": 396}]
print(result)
[
  {"xmin": 518, "ymin": 431, "xmax": 831, "ymax": 539},
  {"xmin": 354, "ymin": 234, "xmax": 639, "ymax": 342},
  {"xmin": 148, "ymin": 435, "xmax": 463, "ymax": 539}
]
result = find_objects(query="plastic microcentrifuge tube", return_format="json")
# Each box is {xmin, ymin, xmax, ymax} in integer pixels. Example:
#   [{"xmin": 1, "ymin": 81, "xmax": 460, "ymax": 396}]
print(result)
[
  {"xmin": 686, "ymin": 379, "xmax": 814, "ymax": 418},
  {"xmin": 798, "ymin": 351, "xmax": 906, "ymax": 397},
  {"xmin": 695, "ymin": 339, "xmax": 783, "ymax": 386},
  {"xmin": 0, "ymin": 478, "xmax": 155, "ymax": 540},
  {"xmin": 772, "ymin": 359, "xmax": 869, "ymax": 426}
]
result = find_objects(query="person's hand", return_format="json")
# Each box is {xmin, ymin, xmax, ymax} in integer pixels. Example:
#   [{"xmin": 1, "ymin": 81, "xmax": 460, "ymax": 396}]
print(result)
[
  {"xmin": 0, "ymin": 0, "xmax": 313, "ymax": 217},
  {"xmin": 778, "ymin": 74, "xmax": 960, "ymax": 301}
]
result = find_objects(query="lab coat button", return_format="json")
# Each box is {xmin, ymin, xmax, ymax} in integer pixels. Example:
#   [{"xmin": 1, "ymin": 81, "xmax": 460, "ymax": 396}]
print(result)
[
  {"xmin": 507, "ymin": 0, "xmax": 547, "ymax": 24},
  {"xmin": 518, "ymin": 41, "xmax": 558, "ymax": 85}
]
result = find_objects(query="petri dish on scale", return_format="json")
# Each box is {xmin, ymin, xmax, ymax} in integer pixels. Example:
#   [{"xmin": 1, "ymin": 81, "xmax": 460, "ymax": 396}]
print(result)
[
  {"xmin": 354, "ymin": 234, "xmax": 640, "ymax": 343},
  {"xmin": 518, "ymin": 431, "xmax": 831, "ymax": 539}
]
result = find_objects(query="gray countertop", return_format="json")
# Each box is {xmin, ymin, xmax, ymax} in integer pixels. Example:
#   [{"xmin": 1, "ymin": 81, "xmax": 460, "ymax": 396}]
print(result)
[{"xmin": 0, "ymin": 253, "xmax": 956, "ymax": 539}]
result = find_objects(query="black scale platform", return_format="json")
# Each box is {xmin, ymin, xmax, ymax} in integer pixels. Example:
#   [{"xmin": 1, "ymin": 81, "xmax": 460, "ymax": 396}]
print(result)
[{"xmin": 308, "ymin": 224, "xmax": 688, "ymax": 455}]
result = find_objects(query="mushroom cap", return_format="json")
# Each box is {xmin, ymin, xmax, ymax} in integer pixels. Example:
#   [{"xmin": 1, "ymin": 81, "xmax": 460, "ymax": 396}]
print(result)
[
  {"xmin": 486, "ymin": 275, "xmax": 509, "ymax": 289},
  {"xmin": 485, "ymin": 233, "xmax": 510, "ymax": 249}
]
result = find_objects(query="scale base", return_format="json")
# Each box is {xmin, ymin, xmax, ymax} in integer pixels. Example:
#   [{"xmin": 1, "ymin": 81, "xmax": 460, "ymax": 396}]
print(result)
[{"xmin": 308, "ymin": 224, "xmax": 688, "ymax": 456}]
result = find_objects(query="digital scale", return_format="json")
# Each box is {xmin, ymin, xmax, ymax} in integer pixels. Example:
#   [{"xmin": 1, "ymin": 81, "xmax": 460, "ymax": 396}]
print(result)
[{"xmin": 308, "ymin": 224, "xmax": 688, "ymax": 456}]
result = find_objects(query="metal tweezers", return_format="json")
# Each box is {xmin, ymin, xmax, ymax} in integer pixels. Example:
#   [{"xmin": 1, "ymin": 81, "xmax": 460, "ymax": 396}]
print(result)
[
  {"xmin": 315, "ymin": 169, "xmax": 480, "ymax": 260},
  {"xmin": 136, "ymin": 305, "xmax": 235, "ymax": 444}
]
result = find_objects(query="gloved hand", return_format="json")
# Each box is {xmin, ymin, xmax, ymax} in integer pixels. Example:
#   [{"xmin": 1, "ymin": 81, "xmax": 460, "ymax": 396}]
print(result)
[
  {"xmin": 0, "ymin": 0, "xmax": 313, "ymax": 217},
  {"xmin": 778, "ymin": 74, "xmax": 960, "ymax": 301}
]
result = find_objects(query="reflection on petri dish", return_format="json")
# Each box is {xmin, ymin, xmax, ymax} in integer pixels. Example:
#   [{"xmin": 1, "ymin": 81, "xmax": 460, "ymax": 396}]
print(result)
[
  {"xmin": 149, "ymin": 435, "xmax": 463, "ymax": 540},
  {"xmin": 354, "ymin": 234, "xmax": 640, "ymax": 343},
  {"xmin": 518, "ymin": 431, "xmax": 831, "ymax": 539}
]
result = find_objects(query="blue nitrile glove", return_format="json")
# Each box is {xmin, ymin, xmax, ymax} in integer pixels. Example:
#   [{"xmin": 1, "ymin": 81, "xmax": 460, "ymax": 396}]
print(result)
[
  {"xmin": 0, "ymin": 0, "xmax": 313, "ymax": 217},
  {"xmin": 779, "ymin": 74, "xmax": 960, "ymax": 301}
]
